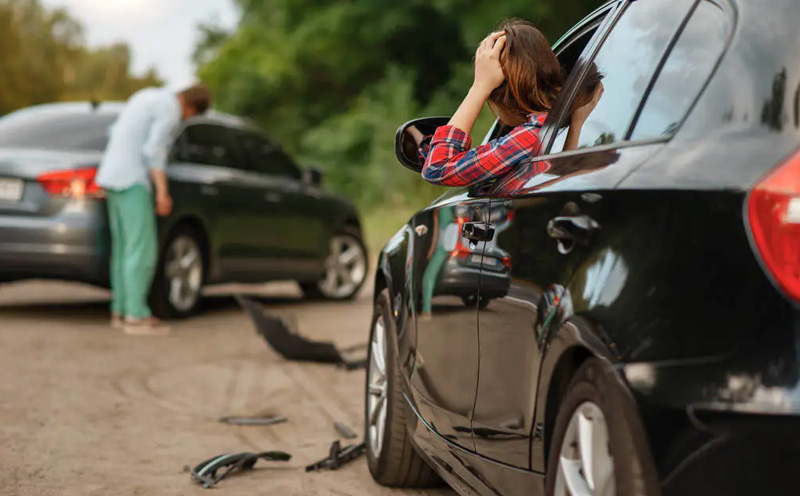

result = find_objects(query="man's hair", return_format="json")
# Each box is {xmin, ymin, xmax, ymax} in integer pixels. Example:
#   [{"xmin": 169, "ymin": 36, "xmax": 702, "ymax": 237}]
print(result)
[
  {"xmin": 488, "ymin": 19, "xmax": 564, "ymax": 121},
  {"xmin": 179, "ymin": 84, "xmax": 211, "ymax": 115}
]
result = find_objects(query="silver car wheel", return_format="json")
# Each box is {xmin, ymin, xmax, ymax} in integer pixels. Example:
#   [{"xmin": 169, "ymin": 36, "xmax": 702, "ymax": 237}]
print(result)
[
  {"xmin": 318, "ymin": 234, "xmax": 367, "ymax": 299},
  {"xmin": 367, "ymin": 315, "xmax": 388, "ymax": 458},
  {"xmin": 554, "ymin": 401, "xmax": 616, "ymax": 496},
  {"xmin": 164, "ymin": 234, "xmax": 203, "ymax": 312}
]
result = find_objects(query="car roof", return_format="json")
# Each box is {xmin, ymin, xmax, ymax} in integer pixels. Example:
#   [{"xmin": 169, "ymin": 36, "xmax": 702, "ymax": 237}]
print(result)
[{"xmin": 3, "ymin": 101, "xmax": 255, "ymax": 131}]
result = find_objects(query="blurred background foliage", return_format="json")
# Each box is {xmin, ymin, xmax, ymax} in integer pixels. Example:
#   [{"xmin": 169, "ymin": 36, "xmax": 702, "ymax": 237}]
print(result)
[
  {"xmin": 197, "ymin": 0, "xmax": 605, "ymax": 211},
  {"xmin": 0, "ymin": 0, "xmax": 604, "ymax": 244},
  {"xmin": 0, "ymin": 0, "xmax": 161, "ymax": 116}
]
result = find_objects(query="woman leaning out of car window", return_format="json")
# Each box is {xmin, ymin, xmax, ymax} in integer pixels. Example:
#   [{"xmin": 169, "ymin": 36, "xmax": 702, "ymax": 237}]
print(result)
[{"xmin": 419, "ymin": 19, "xmax": 604, "ymax": 191}]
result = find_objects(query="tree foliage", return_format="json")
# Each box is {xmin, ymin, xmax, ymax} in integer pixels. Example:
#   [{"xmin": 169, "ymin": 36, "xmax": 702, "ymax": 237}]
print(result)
[
  {"xmin": 199, "ymin": 0, "xmax": 605, "ymax": 208},
  {"xmin": 0, "ymin": 0, "xmax": 162, "ymax": 116}
]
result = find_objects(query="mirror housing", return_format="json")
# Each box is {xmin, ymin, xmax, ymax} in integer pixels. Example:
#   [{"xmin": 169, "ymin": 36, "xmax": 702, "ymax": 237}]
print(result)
[
  {"xmin": 304, "ymin": 166, "xmax": 324, "ymax": 187},
  {"xmin": 394, "ymin": 117, "xmax": 450, "ymax": 173}
]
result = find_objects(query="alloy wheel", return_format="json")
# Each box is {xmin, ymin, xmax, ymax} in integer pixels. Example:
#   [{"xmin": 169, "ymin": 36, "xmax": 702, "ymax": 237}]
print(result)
[
  {"xmin": 164, "ymin": 234, "xmax": 203, "ymax": 312},
  {"xmin": 318, "ymin": 234, "xmax": 367, "ymax": 299},
  {"xmin": 554, "ymin": 401, "xmax": 616, "ymax": 496},
  {"xmin": 367, "ymin": 315, "xmax": 388, "ymax": 457}
]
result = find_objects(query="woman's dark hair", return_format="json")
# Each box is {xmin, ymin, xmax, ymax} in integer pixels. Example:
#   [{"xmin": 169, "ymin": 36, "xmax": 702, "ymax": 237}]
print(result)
[{"xmin": 488, "ymin": 19, "xmax": 564, "ymax": 121}]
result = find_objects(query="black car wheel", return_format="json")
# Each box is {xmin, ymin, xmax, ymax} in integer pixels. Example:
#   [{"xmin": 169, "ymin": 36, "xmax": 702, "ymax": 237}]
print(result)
[
  {"xmin": 150, "ymin": 226, "xmax": 205, "ymax": 319},
  {"xmin": 546, "ymin": 358, "xmax": 659, "ymax": 496},
  {"xmin": 301, "ymin": 226, "xmax": 367, "ymax": 300},
  {"xmin": 366, "ymin": 289, "xmax": 439, "ymax": 487}
]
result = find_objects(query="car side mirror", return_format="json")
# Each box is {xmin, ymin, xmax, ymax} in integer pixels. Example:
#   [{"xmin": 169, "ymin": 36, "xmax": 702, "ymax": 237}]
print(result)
[
  {"xmin": 304, "ymin": 166, "xmax": 324, "ymax": 187},
  {"xmin": 395, "ymin": 117, "xmax": 450, "ymax": 173}
]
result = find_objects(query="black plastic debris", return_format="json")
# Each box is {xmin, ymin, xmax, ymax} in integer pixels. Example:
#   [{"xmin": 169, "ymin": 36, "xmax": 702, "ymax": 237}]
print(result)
[
  {"xmin": 190, "ymin": 451, "xmax": 292, "ymax": 489},
  {"xmin": 305, "ymin": 440, "xmax": 366, "ymax": 472},
  {"xmin": 218, "ymin": 414, "xmax": 287, "ymax": 426},
  {"xmin": 333, "ymin": 421, "xmax": 357, "ymax": 439},
  {"xmin": 236, "ymin": 295, "xmax": 367, "ymax": 370}
]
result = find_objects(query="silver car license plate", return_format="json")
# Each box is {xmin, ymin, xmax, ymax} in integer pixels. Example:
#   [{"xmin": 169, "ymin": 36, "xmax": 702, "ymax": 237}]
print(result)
[{"xmin": 0, "ymin": 178, "xmax": 23, "ymax": 202}]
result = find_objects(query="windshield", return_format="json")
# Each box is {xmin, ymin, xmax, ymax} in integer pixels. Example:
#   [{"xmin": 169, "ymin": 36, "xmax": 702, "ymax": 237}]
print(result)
[{"xmin": 0, "ymin": 107, "xmax": 118, "ymax": 151}]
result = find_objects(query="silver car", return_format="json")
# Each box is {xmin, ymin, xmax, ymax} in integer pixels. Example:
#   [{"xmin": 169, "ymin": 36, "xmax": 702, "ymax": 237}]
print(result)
[{"xmin": 0, "ymin": 102, "xmax": 368, "ymax": 318}]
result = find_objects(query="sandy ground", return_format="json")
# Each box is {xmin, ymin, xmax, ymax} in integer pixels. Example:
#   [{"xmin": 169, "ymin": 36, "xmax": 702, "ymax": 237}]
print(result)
[{"xmin": 0, "ymin": 280, "xmax": 454, "ymax": 496}]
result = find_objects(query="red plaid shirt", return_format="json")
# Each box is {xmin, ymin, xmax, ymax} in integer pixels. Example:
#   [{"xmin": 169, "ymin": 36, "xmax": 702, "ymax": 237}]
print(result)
[{"xmin": 420, "ymin": 113, "xmax": 550, "ymax": 196}]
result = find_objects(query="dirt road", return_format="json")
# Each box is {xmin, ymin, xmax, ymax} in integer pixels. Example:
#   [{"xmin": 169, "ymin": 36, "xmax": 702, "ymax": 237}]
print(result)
[{"xmin": 0, "ymin": 280, "xmax": 454, "ymax": 496}]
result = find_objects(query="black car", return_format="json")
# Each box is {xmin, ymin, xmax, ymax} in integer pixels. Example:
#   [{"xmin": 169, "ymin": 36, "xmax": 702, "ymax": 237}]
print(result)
[
  {"xmin": 365, "ymin": 0, "xmax": 800, "ymax": 494},
  {"xmin": 0, "ymin": 102, "xmax": 367, "ymax": 318}
]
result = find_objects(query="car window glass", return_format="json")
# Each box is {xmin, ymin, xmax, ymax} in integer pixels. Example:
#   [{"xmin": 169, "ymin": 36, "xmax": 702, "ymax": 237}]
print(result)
[
  {"xmin": 240, "ymin": 132, "xmax": 301, "ymax": 180},
  {"xmin": 182, "ymin": 124, "xmax": 239, "ymax": 168},
  {"xmin": 630, "ymin": 1, "xmax": 728, "ymax": 140},
  {"xmin": 550, "ymin": 0, "xmax": 695, "ymax": 153},
  {"xmin": 0, "ymin": 108, "xmax": 117, "ymax": 151}
]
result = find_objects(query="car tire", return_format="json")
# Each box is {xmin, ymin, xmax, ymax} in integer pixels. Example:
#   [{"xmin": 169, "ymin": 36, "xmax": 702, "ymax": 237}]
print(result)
[
  {"xmin": 365, "ymin": 289, "xmax": 440, "ymax": 487},
  {"xmin": 150, "ymin": 225, "xmax": 205, "ymax": 320},
  {"xmin": 300, "ymin": 225, "xmax": 367, "ymax": 301},
  {"xmin": 546, "ymin": 358, "xmax": 659, "ymax": 496},
  {"xmin": 461, "ymin": 294, "xmax": 491, "ymax": 309}
]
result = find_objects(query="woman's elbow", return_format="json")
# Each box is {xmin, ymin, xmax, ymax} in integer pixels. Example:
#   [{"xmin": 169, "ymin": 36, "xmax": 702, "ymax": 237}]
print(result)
[{"xmin": 421, "ymin": 163, "xmax": 444, "ymax": 185}]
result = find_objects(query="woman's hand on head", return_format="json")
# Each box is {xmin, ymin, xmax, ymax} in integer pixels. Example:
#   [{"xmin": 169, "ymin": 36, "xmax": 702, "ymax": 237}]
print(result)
[
  {"xmin": 572, "ymin": 82, "xmax": 604, "ymax": 125},
  {"xmin": 473, "ymin": 31, "xmax": 507, "ymax": 95}
]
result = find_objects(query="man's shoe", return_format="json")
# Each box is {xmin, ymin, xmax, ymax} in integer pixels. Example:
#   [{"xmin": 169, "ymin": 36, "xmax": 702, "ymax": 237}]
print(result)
[{"xmin": 123, "ymin": 317, "xmax": 171, "ymax": 336}]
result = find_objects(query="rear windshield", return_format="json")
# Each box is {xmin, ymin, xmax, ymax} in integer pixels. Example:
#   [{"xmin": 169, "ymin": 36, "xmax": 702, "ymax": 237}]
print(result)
[{"xmin": 0, "ymin": 107, "xmax": 118, "ymax": 151}]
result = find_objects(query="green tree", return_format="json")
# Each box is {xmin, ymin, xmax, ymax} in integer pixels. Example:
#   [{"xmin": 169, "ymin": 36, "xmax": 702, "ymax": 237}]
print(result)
[
  {"xmin": 0, "ymin": 0, "xmax": 163, "ymax": 116},
  {"xmin": 197, "ymin": 0, "xmax": 605, "ymax": 209}
]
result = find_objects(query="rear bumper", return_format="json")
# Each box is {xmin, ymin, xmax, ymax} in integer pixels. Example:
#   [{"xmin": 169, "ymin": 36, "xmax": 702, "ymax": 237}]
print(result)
[
  {"xmin": 621, "ymin": 359, "xmax": 800, "ymax": 494},
  {"xmin": 0, "ymin": 200, "xmax": 109, "ymax": 285}
]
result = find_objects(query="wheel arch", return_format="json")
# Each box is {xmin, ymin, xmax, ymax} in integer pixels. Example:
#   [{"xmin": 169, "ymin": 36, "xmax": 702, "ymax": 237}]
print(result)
[{"xmin": 536, "ymin": 315, "xmax": 622, "ymax": 472}]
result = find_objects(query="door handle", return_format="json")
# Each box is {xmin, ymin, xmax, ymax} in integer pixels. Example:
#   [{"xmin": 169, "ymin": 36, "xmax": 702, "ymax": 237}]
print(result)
[
  {"xmin": 462, "ymin": 221, "xmax": 495, "ymax": 242},
  {"xmin": 201, "ymin": 185, "xmax": 218, "ymax": 196},
  {"xmin": 264, "ymin": 192, "xmax": 282, "ymax": 203},
  {"xmin": 547, "ymin": 215, "xmax": 600, "ymax": 254}
]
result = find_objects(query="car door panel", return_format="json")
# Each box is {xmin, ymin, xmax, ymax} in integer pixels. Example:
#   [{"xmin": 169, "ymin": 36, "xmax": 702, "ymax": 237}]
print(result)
[
  {"xmin": 239, "ymin": 132, "xmax": 326, "ymax": 278},
  {"xmin": 473, "ymin": 142, "xmax": 667, "ymax": 469},
  {"xmin": 407, "ymin": 190, "xmax": 488, "ymax": 451}
]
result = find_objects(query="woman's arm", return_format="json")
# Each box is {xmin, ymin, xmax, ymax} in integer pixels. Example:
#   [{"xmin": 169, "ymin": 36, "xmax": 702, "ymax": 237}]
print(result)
[
  {"xmin": 422, "ymin": 119, "xmax": 545, "ymax": 186},
  {"xmin": 447, "ymin": 32, "xmax": 507, "ymax": 135}
]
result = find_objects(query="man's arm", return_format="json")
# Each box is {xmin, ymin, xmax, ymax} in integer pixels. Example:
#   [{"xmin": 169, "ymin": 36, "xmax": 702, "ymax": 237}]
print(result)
[{"xmin": 143, "ymin": 101, "xmax": 181, "ymax": 216}]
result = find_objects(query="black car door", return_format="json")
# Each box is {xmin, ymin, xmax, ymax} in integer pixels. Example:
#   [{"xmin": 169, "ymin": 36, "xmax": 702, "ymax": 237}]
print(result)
[
  {"xmin": 170, "ymin": 123, "xmax": 267, "ymax": 278},
  {"xmin": 406, "ymin": 188, "xmax": 490, "ymax": 451},
  {"xmin": 238, "ymin": 131, "xmax": 326, "ymax": 278},
  {"xmin": 471, "ymin": 0, "xmax": 705, "ymax": 470}
]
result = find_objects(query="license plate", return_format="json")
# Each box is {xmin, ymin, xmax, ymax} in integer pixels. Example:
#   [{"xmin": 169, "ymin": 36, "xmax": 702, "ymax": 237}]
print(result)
[
  {"xmin": 470, "ymin": 254, "xmax": 483, "ymax": 264},
  {"xmin": 0, "ymin": 178, "xmax": 23, "ymax": 202},
  {"xmin": 482, "ymin": 257, "xmax": 498, "ymax": 266}
]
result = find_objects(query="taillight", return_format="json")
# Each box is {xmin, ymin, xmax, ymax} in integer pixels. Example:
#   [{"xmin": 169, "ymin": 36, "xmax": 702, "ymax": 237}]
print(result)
[
  {"xmin": 37, "ymin": 167, "xmax": 102, "ymax": 198},
  {"xmin": 747, "ymin": 149, "xmax": 800, "ymax": 300},
  {"xmin": 451, "ymin": 216, "xmax": 471, "ymax": 257}
]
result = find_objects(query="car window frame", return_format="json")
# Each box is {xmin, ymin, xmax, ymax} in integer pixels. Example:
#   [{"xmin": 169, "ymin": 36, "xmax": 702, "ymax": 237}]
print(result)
[{"xmin": 540, "ymin": 0, "xmax": 735, "ymax": 159}]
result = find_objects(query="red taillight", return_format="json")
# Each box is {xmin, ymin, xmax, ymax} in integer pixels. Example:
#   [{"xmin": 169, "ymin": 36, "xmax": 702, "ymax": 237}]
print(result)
[
  {"xmin": 37, "ymin": 168, "xmax": 102, "ymax": 198},
  {"xmin": 747, "ymin": 149, "xmax": 800, "ymax": 300},
  {"xmin": 451, "ymin": 216, "xmax": 471, "ymax": 258}
]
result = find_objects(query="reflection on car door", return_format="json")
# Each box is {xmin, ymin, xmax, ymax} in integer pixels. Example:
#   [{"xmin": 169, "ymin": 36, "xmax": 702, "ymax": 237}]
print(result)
[
  {"xmin": 472, "ymin": 0, "xmax": 700, "ymax": 470},
  {"xmin": 407, "ymin": 189, "xmax": 489, "ymax": 451}
]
